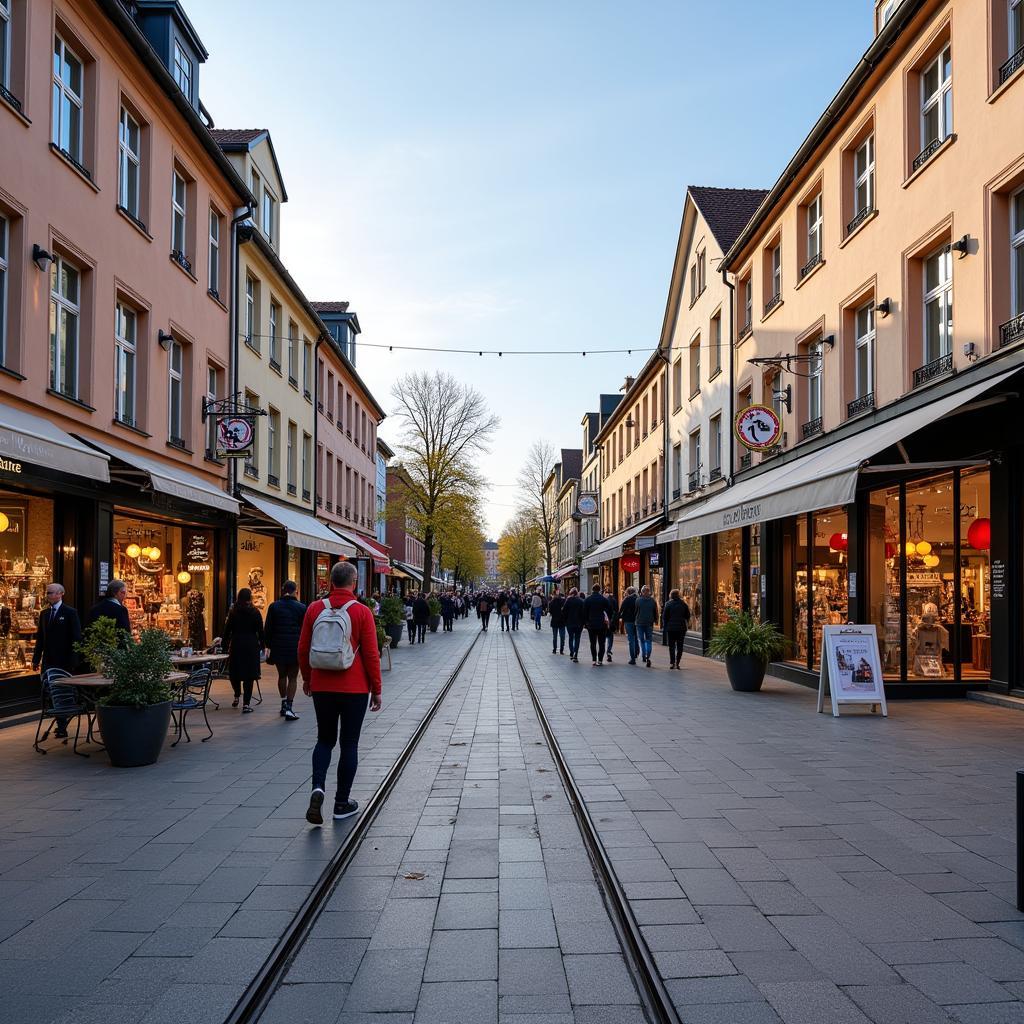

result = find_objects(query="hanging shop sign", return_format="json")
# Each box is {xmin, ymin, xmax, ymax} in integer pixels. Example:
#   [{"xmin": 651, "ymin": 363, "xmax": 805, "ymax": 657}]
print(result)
[
  {"xmin": 734, "ymin": 404, "xmax": 782, "ymax": 451},
  {"xmin": 816, "ymin": 624, "xmax": 888, "ymax": 718},
  {"xmin": 648, "ymin": 550, "xmax": 660, "ymax": 568},
  {"xmin": 577, "ymin": 493, "xmax": 599, "ymax": 517},
  {"xmin": 0, "ymin": 457, "xmax": 23, "ymax": 474},
  {"xmin": 636, "ymin": 536, "xmax": 655, "ymax": 549},
  {"xmin": 216, "ymin": 416, "xmax": 255, "ymax": 457},
  {"xmin": 620, "ymin": 552, "xmax": 641, "ymax": 574}
]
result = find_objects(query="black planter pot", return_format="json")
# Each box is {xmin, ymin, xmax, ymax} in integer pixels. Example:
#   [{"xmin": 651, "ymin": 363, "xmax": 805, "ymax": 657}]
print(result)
[
  {"xmin": 96, "ymin": 701, "xmax": 172, "ymax": 767},
  {"xmin": 724, "ymin": 654, "xmax": 767, "ymax": 692},
  {"xmin": 386, "ymin": 623, "xmax": 405, "ymax": 649},
  {"xmin": 428, "ymin": 614, "xmax": 441, "ymax": 633}
]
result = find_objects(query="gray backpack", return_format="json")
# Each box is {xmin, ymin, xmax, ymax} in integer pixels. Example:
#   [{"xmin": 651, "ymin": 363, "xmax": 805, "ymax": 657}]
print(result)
[{"xmin": 309, "ymin": 599, "xmax": 358, "ymax": 671}]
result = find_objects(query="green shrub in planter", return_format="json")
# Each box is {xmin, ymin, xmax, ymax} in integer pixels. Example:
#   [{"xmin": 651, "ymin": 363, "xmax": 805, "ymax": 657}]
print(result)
[
  {"xmin": 379, "ymin": 595, "xmax": 406, "ymax": 647},
  {"xmin": 427, "ymin": 597, "xmax": 441, "ymax": 617},
  {"xmin": 707, "ymin": 612, "xmax": 788, "ymax": 692}
]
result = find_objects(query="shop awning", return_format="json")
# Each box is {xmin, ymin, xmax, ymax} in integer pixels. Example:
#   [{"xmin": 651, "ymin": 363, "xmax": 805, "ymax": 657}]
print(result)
[
  {"xmin": 330, "ymin": 526, "xmax": 391, "ymax": 573},
  {"xmin": 553, "ymin": 565, "xmax": 578, "ymax": 580},
  {"xmin": 240, "ymin": 490, "xmax": 356, "ymax": 554},
  {"xmin": 83, "ymin": 438, "xmax": 238, "ymax": 513},
  {"xmin": 660, "ymin": 368, "xmax": 1018, "ymax": 543},
  {"xmin": 579, "ymin": 514, "xmax": 664, "ymax": 571},
  {"xmin": 393, "ymin": 560, "xmax": 423, "ymax": 582},
  {"xmin": 0, "ymin": 404, "xmax": 110, "ymax": 481}
]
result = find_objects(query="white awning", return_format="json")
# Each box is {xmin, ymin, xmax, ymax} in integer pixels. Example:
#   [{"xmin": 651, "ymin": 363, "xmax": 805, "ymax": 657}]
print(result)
[
  {"xmin": 394, "ymin": 560, "xmax": 423, "ymax": 582},
  {"xmin": 579, "ymin": 514, "xmax": 664, "ymax": 570},
  {"xmin": 241, "ymin": 490, "xmax": 357, "ymax": 554},
  {"xmin": 0, "ymin": 404, "xmax": 110, "ymax": 481},
  {"xmin": 83, "ymin": 438, "xmax": 238, "ymax": 513},
  {"xmin": 662, "ymin": 369, "xmax": 1018, "ymax": 543}
]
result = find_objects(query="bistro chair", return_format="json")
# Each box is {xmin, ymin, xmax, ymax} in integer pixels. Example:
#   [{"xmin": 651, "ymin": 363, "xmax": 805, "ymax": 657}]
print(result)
[
  {"xmin": 34, "ymin": 668, "xmax": 90, "ymax": 757},
  {"xmin": 170, "ymin": 665, "xmax": 214, "ymax": 746},
  {"xmin": 204, "ymin": 639, "xmax": 227, "ymax": 709}
]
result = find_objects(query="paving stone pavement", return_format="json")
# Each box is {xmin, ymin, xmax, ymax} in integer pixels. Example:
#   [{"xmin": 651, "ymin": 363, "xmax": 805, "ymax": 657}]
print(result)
[
  {"xmin": 513, "ymin": 624, "xmax": 1024, "ymax": 1024},
  {"xmin": 0, "ymin": 622, "xmax": 478, "ymax": 1024},
  {"xmin": 264, "ymin": 623, "xmax": 644, "ymax": 1024}
]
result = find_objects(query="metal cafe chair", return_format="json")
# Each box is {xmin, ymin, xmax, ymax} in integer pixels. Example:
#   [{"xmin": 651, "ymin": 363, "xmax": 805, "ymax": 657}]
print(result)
[
  {"xmin": 170, "ymin": 665, "xmax": 215, "ymax": 746},
  {"xmin": 34, "ymin": 668, "xmax": 90, "ymax": 757}
]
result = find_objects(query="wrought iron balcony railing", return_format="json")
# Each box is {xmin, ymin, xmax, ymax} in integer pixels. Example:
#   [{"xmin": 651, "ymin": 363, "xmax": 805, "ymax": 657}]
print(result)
[
  {"xmin": 687, "ymin": 469, "xmax": 700, "ymax": 492},
  {"xmin": 912, "ymin": 351, "xmax": 953, "ymax": 388},
  {"xmin": 268, "ymin": 473, "xmax": 279, "ymax": 487},
  {"xmin": 801, "ymin": 416, "xmax": 823, "ymax": 439},
  {"xmin": 287, "ymin": 483, "xmax": 297, "ymax": 496},
  {"xmin": 913, "ymin": 135, "xmax": 949, "ymax": 172},
  {"xmin": 0, "ymin": 82, "xmax": 23, "ymax": 112},
  {"xmin": 760, "ymin": 432, "xmax": 787, "ymax": 459},
  {"xmin": 672, "ymin": 487, "xmax": 681, "ymax": 500},
  {"xmin": 764, "ymin": 292, "xmax": 782, "ymax": 316},
  {"xmin": 999, "ymin": 312, "xmax": 1024, "ymax": 348},
  {"xmin": 846, "ymin": 203, "xmax": 874, "ymax": 236},
  {"xmin": 170, "ymin": 249, "xmax": 192, "ymax": 274},
  {"xmin": 740, "ymin": 452, "xmax": 752, "ymax": 470},
  {"xmin": 799, "ymin": 252, "xmax": 823, "ymax": 280},
  {"xmin": 738, "ymin": 320, "xmax": 752, "ymax": 341},
  {"xmin": 1001, "ymin": 44, "xmax": 1024, "ymax": 84},
  {"xmin": 709, "ymin": 466, "xmax": 722, "ymax": 482},
  {"xmin": 244, "ymin": 461, "xmax": 258, "ymax": 479},
  {"xmin": 847, "ymin": 392, "xmax": 875, "ymax": 418}
]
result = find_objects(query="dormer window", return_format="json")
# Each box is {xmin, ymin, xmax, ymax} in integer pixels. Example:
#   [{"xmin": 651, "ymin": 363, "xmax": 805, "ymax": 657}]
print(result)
[
  {"xmin": 879, "ymin": 0, "xmax": 901, "ymax": 28},
  {"xmin": 173, "ymin": 41, "xmax": 192, "ymax": 100},
  {"xmin": 262, "ymin": 190, "xmax": 275, "ymax": 244}
]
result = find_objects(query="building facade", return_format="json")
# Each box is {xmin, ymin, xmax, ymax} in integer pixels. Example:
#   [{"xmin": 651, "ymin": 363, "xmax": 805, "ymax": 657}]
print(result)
[{"xmin": 552, "ymin": 448, "xmax": 582, "ymax": 590}]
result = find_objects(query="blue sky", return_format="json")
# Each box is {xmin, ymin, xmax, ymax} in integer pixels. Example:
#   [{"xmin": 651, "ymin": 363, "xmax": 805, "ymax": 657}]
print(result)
[{"xmin": 192, "ymin": 1, "xmax": 872, "ymax": 537}]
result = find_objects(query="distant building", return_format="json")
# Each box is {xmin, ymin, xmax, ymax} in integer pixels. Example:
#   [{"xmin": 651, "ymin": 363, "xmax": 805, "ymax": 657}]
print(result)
[{"xmin": 483, "ymin": 540, "xmax": 499, "ymax": 584}]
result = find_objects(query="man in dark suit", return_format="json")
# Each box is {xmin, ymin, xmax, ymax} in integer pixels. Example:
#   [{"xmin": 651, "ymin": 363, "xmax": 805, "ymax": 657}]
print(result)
[
  {"xmin": 87, "ymin": 580, "xmax": 131, "ymax": 634},
  {"xmin": 33, "ymin": 582, "xmax": 83, "ymax": 738}
]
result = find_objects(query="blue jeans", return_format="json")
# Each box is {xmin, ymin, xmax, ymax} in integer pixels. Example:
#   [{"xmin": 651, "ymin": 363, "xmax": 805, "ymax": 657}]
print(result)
[
  {"xmin": 637, "ymin": 623, "xmax": 654, "ymax": 660},
  {"xmin": 624, "ymin": 622, "xmax": 639, "ymax": 661},
  {"xmin": 567, "ymin": 626, "xmax": 583, "ymax": 658},
  {"xmin": 551, "ymin": 623, "xmax": 566, "ymax": 652},
  {"xmin": 533, "ymin": 607, "xmax": 543, "ymax": 628},
  {"xmin": 606, "ymin": 629, "xmax": 614, "ymax": 654}
]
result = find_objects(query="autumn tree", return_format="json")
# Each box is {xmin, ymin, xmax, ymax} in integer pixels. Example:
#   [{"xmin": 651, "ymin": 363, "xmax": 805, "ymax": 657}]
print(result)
[
  {"xmin": 516, "ymin": 440, "xmax": 557, "ymax": 575},
  {"xmin": 389, "ymin": 371, "xmax": 498, "ymax": 588},
  {"xmin": 498, "ymin": 511, "xmax": 543, "ymax": 590},
  {"xmin": 434, "ymin": 491, "xmax": 487, "ymax": 586}
]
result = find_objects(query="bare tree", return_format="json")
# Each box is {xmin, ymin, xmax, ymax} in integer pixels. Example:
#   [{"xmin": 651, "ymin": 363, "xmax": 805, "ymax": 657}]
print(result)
[
  {"xmin": 516, "ymin": 440, "xmax": 557, "ymax": 575},
  {"xmin": 389, "ymin": 371, "xmax": 499, "ymax": 587}
]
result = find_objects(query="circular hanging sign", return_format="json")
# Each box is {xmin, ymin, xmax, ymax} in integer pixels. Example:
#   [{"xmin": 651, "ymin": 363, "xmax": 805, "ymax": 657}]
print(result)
[
  {"xmin": 577, "ymin": 493, "xmax": 598, "ymax": 517},
  {"xmin": 734, "ymin": 404, "xmax": 782, "ymax": 451},
  {"xmin": 218, "ymin": 416, "xmax": 255, "ymax": 451},
  {"xmin": 620, "ymin": 553, "xmax": 641, "ymax": 574}
]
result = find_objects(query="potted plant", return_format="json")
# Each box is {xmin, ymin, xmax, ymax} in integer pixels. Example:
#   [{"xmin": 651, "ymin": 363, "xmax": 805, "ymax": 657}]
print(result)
[
  {"xmin": 77, "ymin": 621, "xmax": 174, "ymax": 767},
  {"xmin": 427, "ymin": 596, "xmax": 442, "ymax": 633},
  {"xmin": 378, "ymin": 595, "xmax": 406, "ymax": 649},
  {"xmin": 707, "ymin": 611, "xmax": 787, "ymax": 692}
]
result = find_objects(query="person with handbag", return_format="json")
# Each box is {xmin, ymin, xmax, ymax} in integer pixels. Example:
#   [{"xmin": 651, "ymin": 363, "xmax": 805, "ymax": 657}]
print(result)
[
  {"xmin": 223, "ymin": 588, "xmax": 265, "ymax": 712},
  {"xmin": 583, "ymin": 584, "xmax": 611, "ymax": 666}
]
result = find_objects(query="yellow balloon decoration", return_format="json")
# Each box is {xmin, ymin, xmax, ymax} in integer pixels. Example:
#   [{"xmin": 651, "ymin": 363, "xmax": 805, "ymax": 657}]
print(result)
[
  {"xmin": 0, "ymin": 512, "xmax": 9, "ymax": 533},
  {"xmin": 148, "ymin": 547, "xmax": 162, "ymax": 560},
  {"xmin": 176, "ymin": 570, "xmax": 191, "ymax": 585},
  {"xmin": 904, "ymin": 541, "xmax": 917, "ymax": 556},
  {"xmin": 125, "ymin": 543, "xmax": 141, "ymax": 558},
  {"xmin": 915, "ymin": 540, "xmax": 932, "ymax": 556}
]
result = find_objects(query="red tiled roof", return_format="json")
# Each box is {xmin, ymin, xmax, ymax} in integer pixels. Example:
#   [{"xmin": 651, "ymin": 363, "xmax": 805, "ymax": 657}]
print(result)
[{"xmin": 311, "ymin": 301, "xmax": 351, "ymax": 313}]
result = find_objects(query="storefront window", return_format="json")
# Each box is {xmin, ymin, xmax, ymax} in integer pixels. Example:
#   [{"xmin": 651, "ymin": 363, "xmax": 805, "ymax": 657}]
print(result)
[
  {"xmin": 237, "ymin": 529, "xmax": 276, "ymax": 614},
  {"xmin": 811, "ymin": 509, "xmax": 849, "ymax": 669},
  {"xmin": 0, "ymin": 490, "xmax": 55, "ymax": 675},
  {"xmin": 749, "ymin": 525, "xmax": 761, "ymax": 620},
  {"xmin": 675, "ymin": 536, "xmax": 701, "ymax": 634},
  {"xmin": 287, "ymin": 545, "xmax": 300, "ymax": 597},
  {"xmin": 959, "ymin": 467, "xmax": 990, "ymax": 679},
  {"xmin": 712, "ymin": 528, "xmax": 742, "ymax": 625},
  {"xmin": 114, "ymin": 515, "xmax": 213, "ymax": 648},
  {"xmin": 316, "ymin": 553, "xmax": 331, "ymax": 597},
  {"xmin": 790, "ymin": 515, "xmax": 809, "ymax": 665},
  {"xmin": 867, "ymin": 483, "xmax": 902, "ymax": 678}
]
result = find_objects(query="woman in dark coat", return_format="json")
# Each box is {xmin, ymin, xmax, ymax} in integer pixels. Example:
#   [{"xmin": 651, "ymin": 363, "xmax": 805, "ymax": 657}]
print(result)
[
  {"xmin": 223, "ymin": 587, "xmax": 264, "ymax": 713},
  {"xmin": 663, "ymin": 589, "xmax": 691, "ymax": 671},
  {"xmin": 264, "ymin": 581, "xmax": 307, "ymax": 720}
]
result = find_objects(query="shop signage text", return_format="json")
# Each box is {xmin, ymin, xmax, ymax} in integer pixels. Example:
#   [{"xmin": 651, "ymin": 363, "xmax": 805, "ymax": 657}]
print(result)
[
  {"xmin": 620, "ymin": 553, "xmax": 641, "ymax": 574},
  {"xmin": 721, "ymin": 503, "xmax": 762, "ymax": 528},
  {"xmin": 0, "ymin": 457, "xmax": 23, "ymax": 474},
  {"xmin": 636, "ymin": 536, "xmax": 655, "ymax": 549},
  {"xmin": 992, "ymin": 559, "xmax": 1006, "ymax": 600},
  {"xmin": 648, "ymin": 551, "xmax": 660, "ymax": 568}
]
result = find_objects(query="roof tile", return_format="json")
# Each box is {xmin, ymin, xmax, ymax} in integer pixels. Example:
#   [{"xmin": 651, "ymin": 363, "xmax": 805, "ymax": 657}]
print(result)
[{"xmin": 689, "ymin": 186, "xmax": 769, "ymax": 253}]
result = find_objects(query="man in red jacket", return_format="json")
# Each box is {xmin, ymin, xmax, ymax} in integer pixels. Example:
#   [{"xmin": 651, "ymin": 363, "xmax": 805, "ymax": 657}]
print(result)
[{"xmin": 299, "ymin": 560, "xmax": 383, "ymax": 825}]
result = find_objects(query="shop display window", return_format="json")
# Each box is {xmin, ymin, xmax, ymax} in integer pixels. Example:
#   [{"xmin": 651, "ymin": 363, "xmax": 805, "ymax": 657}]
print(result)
[
  {"xmin": 316, "ymin": 553, "xmax": 331, "ymax": 597},
  {"xmin": 0, "ymin": 490, "xmax": 55, "ymax": 675},
  {"xmin": 959, "ymin": 468, "xmax": 991, "ymax": 679},
  {"xmin": 237, "ymin": 529, "xmax": 276, "ymax": 613},
  {"xmin": 114, "ymin": 514, "xmax": 213, "ymax": 649},
  {"xmin": 867, "ymin": 483, "xmax": 902, "ymax": 678},
  {"xmin": 811, "ymin": 509, "xmax": 849, "ymax": 670},
  {"xmin": 749, "ymin": 525, "xmax": 761, "ymax": 620},
  {"xmin": 674, "ymin": 537, "xmax": 702, "ymax": 634},
  {"xmin": 788, "ymin": 515, "xmax": 809, "ymax": 665},
  {"xmin": 287, "ymin": 545, "xmax": 300, "ymax": 597},
  {"xmin": 712, "ymin": 529, "xmax": 742, "ymax": 624}
]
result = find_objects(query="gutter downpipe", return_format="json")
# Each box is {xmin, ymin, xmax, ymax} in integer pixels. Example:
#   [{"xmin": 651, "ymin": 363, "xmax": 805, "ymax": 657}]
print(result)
[{"xmin": 656, "ymin": 345, "xmax": 671, "ymax": 611}]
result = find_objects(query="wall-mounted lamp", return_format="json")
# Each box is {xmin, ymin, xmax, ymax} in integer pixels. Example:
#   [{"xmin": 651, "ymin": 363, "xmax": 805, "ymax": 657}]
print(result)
[
  {"xmin": 963, "ymin": 342, "xmax": 979, "ymax": 363},
  {"xmin": 876, "ymin": 298, "xmax": 892, "ymax": 317},
  {"xmin": 822, "ymin": 334, "xmax": 836, "ymax": 351},
  {"xmin": 772, "ymin": 383, "xmax": 793, "ymax": 414},
  {"xmin": 951, "ymin": 234, "xmax": 970, "ymax": 258},
  {"xmin": 32, "ymin": 245, "xmax": 53, "ymax": 273},
  {"xmin": 157, "ymin": 330, "xmax": 174, "ymax": 351}
]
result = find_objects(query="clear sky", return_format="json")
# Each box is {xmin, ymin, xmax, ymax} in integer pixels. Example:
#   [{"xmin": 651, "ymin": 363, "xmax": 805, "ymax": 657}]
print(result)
[{"xmin": 191, "ymin": 1, "xmax": 873, "ymax": 538}]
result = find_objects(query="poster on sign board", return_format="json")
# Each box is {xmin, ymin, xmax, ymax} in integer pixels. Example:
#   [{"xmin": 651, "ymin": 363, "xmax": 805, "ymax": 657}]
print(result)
[{"xmin": 816, "ymin": 624, "xmax": 888, "ymax": 718}]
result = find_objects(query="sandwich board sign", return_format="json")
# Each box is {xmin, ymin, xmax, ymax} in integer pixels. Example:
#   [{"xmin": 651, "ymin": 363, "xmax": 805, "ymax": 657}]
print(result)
[{"xmin": 816, "ymin": 624, "xmax": 888, "ymax": 718}]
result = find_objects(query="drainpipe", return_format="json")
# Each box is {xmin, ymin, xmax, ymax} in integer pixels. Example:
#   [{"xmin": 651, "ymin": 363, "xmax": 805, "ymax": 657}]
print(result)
[
  {"xmin": 720, "ymin": 264, "xmax": 737, "ymax": 484},
  {"xmin": 313, "ymin": 336, "xmax": 324, "ymax": 517}
]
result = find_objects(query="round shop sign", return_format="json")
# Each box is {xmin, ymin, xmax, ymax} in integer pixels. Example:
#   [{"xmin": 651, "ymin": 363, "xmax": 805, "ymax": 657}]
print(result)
[
  {"xmin": 734, "ymin": 404, "xmax": 782, "ymax": 451},
  {"xmin": 620, "ymin": 553, "xmax": 641, "ymax": 574},
  {"xmin": 577, "ymin": 493, "xmax": 598, "ymax": 517},
  {"xmin": 217, "ymin": 416, "xmax": 255, "ymax": 452}
]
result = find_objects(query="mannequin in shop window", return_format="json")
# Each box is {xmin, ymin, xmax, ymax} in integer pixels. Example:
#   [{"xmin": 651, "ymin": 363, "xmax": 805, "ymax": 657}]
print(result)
[
  {"xmin": 911, "ymin": 602, "xmax": 949, "ymax": 677},
  {"xmin": 183, "ymin": 588, "xmax": 207, "ymax": 649}
]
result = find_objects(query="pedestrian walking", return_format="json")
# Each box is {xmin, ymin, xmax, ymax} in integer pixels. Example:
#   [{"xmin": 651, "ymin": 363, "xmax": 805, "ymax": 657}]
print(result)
[
  {"xmin": 264, "ymin": 580, "xmax": 307, "ymax": 720},
  {"xmin": 583, "ymin": 584, "xmax": 611, "ymax": 666},
  {"xmin": 619, "ymin": 586, "xmax": 639, "ymax": 664},
  {"xmin": 510, "ymin": 592, "xmax": 522, "ymax": 631},
  {"xmin": 663, "ymin": 589, "xmax": 691, "ymax": 670},
  {"xmin": 404, "ymin": 596, "xmax": 415, "ymax": 643},
  {"xmin": 531, "ymin": 590, "xmax": 544, "ymax": 630},
  {"xmin": 300, "ymin": 560, "xmax": 382, "ymax": 824},
  {"xmin": 441, "ymin": 592, "xmax": 455, "ymax": 632},
  {"xmin": 603, "ymin": 587, "xmax": 619, "ymax": 663},
  {"xmin": 223, "ymin": 588, "xmax": 264, "ymax": 713},
  {"xmin": 477, "ymin": 593, "xmax": 492, "ymax": 631},
  {"xmin": 563, "ymin": 587, "xmax": 585, "ymax": 662},
  {"xmin": 635, "ymin": 585, "xmax": 660, "ymax": 667},
  {"xmin": 548, "ymin": 588, "xmax": 566, "ymax": 654},
  {"xmin": 413, "ymin": 592, "xmax": 430, "ymax": 643},
  {"xmin": 499, "ymin": 595, "xmax": 511, "ymax": 632},
  {"xmin": 33, "ymin": 582, "xmax": 82, "ymax": 739},
  {"xmin": 86, "ymin": 579, "xmax": 131, "ymax": 633}
]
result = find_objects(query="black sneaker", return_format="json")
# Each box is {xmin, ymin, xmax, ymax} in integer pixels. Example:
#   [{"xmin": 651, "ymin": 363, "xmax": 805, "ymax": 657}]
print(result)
[
  {"xmin": 284, "ymin": 704, "xmax": 299, "ymax": 721},
  {"xmin": 279, "ymin": 701, "xmax": 287, "ymax": 717},
  {"xmin": 333, "ymin": 798, "xmax": 359, "ymax": 820},
  {"xmin": 306, "ymin": 788, "xmax": 325, "ymax": 826}
]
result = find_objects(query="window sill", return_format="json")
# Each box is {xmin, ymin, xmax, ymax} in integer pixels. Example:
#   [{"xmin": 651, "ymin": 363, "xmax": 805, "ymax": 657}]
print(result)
[
  {"xmin": 204, "ymin": 453, "xmax": 224, "ymax": 467},
  {"xmin": 288, "ymin": 376, "xmax": 299, "ymax": 390},
  {"xmin": 708, "ymin": 367, "xmax": 722, "ymax": 382},
  {"xmin": 988, "ymin": 55, "xmax": 1024, "ymax": 104},
  {"xmin": 794, "ymin": 257, "xmax": 825, "ymax": 290},
  {"xmin": 760, "ymin": 297, "xmax": 784, "ymax": 324},
  {"xmin": 47, "ymin": 388, "xmax": 94, "ymax": 413},
  {"xmin": 244, "ymin": 340, "xmax": 262, "ymax": 357},
  {"xmin": 167, "ymin": 439, "xmax": 193, "ymax": 455},
  {"xmin": 269, "ymin": 359, "xmax": 282, "ymax": 376},
  {"xmin": 0, "ymin": 88, "xmax": 31, "ymax": 127},
  {"xmin": 207, "ymin": 289, "xmax": 227, "ymax": 313},
  {"xmin": 50, "ymin": 144, "xmax": 99, "ymax": 191},
  {"xmin": 902, "ymin": 134, "xmax": 956, "ymax": 189},
  {"xmin": 689, "ymin": 389, "xmax": 700, "ymax": 400},
  {"xmin": 112, "ymin": 417, "xmax": 150, "ymax": 438},
  {"xmin": 304, "ymin": 390, "xmax": 312, "ymax": 403},
  {"xmin": 116, "ymin": 205, "xmax": 151, "ymax": 241},
  {"xmin": 170, "ymin": 254, "xmax": 197, "ymax": 283},
  {"xmin": 0, "ymin": 364, "xmax": 26, "ymax": 382},
  {"xmin": 839, "ymin": 208, "xmax": 879, "ymax": 249}
]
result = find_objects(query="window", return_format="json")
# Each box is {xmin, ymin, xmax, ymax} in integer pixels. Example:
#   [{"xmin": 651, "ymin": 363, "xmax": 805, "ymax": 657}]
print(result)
[
  {"xmin": 172, "ymin": 41, "xmax": 192, "ymax": 100},
  {"xmin": 0, "ymin": 214, "xmax": 6, "ymax": 365},
  {"xmin": 743, "ymin": 275, "xmax": 753, "ymax": 329},
  {"xmin": 672, "ymin": 358, "xmax": 683, "ymax": 410},
  {"xmin": 206, "ymin": 365, "xmax": 219, "ymax": 457},
  {"xmin": 920, "ymin": 45, "xmax": 953, "ymax": 154},
  {"xmin": 327, "ymin": 371, "xmax": 335, "ymax": 418},
  {"xmin": 249, "ymin": 167, "xmax": 261, "ymax": 213},
  {"xmin": 853, "ymin": 135, "xmax": 875, "ymax": 225},
  {"xmin": 118, "ymin": 107, "xmax": 140, "ymax": 219},
  {"xmin": 52, "ymin": 35, "xmax": 83, "ymax": 162},
  {"xmin": 287, "ymin": 322, "xmax": 298, "ymax": 384},
  {"xmin": 689, "ymin": 249, "xmax": 706, "ymax": 303},
  {"xmin": 807, "ymin": 339, "xmax": 823, "ymax": 427},
  {"xmin": 302, "ymin": 432, "xmax": 312, "ymax": 499},
  {"xmin": 245, "ymin": 274, "xmax": 259, "ymax": 349},
  {"xmin": 767, "ymin": 369, "xmax": 786, "ymax": 425},
  {"xmin": 303, "ymin": 339, "xmax": 312, "ymax": 398},
  {"xmin": 114, "ymin": 300, "xmax": 136, "ymax": 425},
  {"xmin": 171, "ymin": 169, "xmax": 188, "ymax": 266},
  {"xmin": 1010, "ymin": 187, "xmax": 1024, "ymax": 319},
  {"xmin": 287, "ymin": 421, "xmax": 297, "ymax": 494},
  {"xmin": 651, "ymin": 379, "xmax": 659, "ymax": 428},
  {"xmin": 923, "ymin": 244, "xmax": 953, "ymax": 366},
  {"xmin": 168, "ymin": 339, "xmax": 184, "ymax": 444},
  {"xmin": 267, "ymin": 407, "xmax": 280, "ymax": 484},
  {"xmin": 709, "ymin": 414, "xmax": 722, "ymax": 476},
  {"xmin": 711, "ymin": 312, "xmax": 722, "ymax": 375},
  {"xmin": 0, "ymin": 1, "xmax": 10, "ymax": 97},
  {"xmin": 1012, "ymin": 0, "xmax": 1024, "ymax": 68},
  {"xmin": 880, "ymin": 0, "xmax": 900, "ymax": 27},
  {"xmin": 806, "ymin": 193, "xmax": 822, "ymax": 266},
  {"xmin": 689, "ymin": 336, "xmax": 700, "ymax": 397},
  {"xmin": 245, "ymin": 391, "xmax": 259, "ymax": 475},
  {"xmin": 269, "ymin": 300, "xmax": 281, "ymax": 368},
  {"xmin": 49, "ymin": 254, "xmax": 79, "ymax": 397},
  {"xmin": 262, "ymin": 190, "xmax": 275, "ymax": 244},
  {"xmin": 688, "ymin": 430, "xmax": 701, "ymax": 488},
  {"xmin": 854, "ymin": 303, "xmax": 875, "ymax": 399},
  {"xmin": 766, "ymin": 242, "xmax": 782, "ymax": 308},
  {"xmin": 208, "ymin": 209, "xmax": 221, "ymax": 297}
]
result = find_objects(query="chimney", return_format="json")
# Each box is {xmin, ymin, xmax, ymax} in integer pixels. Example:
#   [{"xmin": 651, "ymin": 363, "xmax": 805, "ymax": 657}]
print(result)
[{"xmin": 622, "ymin": 376, "xmax": 635, "ymax": 393}]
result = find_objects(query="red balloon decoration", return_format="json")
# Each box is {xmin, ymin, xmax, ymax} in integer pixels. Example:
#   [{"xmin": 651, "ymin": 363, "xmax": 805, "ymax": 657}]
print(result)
[
  {"xmin": 885, "ymin": 542, "xmax": 897, "ymax": 559},
  {"xmin": 620, "ymin": 553, "xmax": 641, "ymax": 574},
  {"xmin": 967, "ymin": 518, "xmax": 990, "ymax": 551},
  {"xmin": 828, "ymin": 532, "xmax": 848, "ymax": 552}
]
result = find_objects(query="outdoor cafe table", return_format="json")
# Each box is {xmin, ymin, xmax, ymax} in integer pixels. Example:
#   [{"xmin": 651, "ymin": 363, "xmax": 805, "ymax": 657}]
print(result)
[
  {"xmin": 66, "ymin": 672, "xmax": 189, "ymax": 746},
  {"xmin": 169, "ymin": 654, "xmax": 227, "ymax": 668}
]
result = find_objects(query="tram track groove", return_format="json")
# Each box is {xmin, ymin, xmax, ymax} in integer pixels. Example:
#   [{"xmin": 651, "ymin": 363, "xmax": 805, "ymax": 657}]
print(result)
[{"xmin": 223, "ymin": 629, "xmax": 482, "ymax": 1024}]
